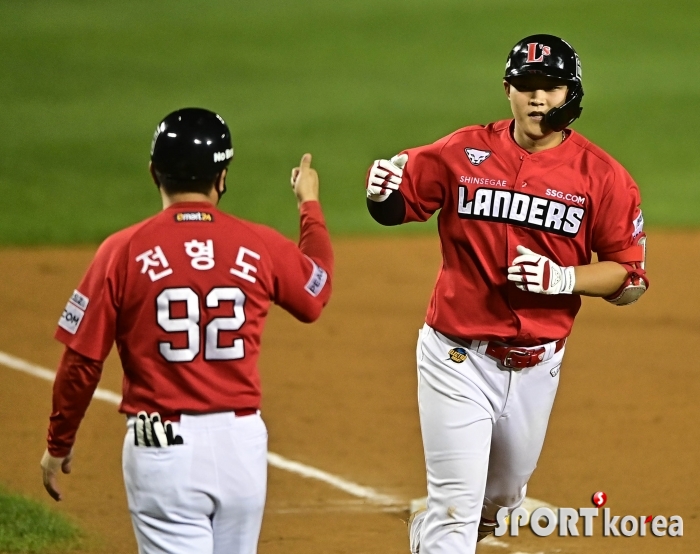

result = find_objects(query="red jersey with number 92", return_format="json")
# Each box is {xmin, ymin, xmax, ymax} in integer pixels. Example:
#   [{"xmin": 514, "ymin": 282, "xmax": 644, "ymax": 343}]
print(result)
[{"xmin": 54, "ymin": 201, "xmax": 331, "ymax": 417}]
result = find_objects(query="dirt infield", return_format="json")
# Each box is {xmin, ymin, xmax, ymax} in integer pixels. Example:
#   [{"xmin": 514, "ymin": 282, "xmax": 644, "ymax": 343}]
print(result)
[{"xmin": 1, "ymin": 232, "xmax": 698, "ymax": 553}]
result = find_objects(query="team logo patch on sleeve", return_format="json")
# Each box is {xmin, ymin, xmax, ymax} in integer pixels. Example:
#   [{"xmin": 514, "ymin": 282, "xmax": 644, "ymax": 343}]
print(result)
[
  {"xmin": 304, "ymin": 259, "xmax": 328, "ymax": 297},
  {"xmin": 69, "ymin": 290, "xmax": 89, "ymax": 310},
  {"xmin": 632, "ymin": 210, "xmax": 644, "ymax": 238},
  {"xmin": 58, "ymin": 289, "xmax": 89, "ymax": 334},
  {"xmin": 175, "ymin": 212, "xmax": 213, "ymax": 222},
  {"xmin": 465, "ymin": 148, "xmax": 491, "ymax": 166},
  {"xmin": 448, "ymin": 347, "xmax": 468, "ymax": 363}
]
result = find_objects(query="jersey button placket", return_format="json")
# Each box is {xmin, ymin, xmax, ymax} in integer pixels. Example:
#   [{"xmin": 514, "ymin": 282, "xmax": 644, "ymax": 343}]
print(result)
[{"xmin": 506, "ymin": 157, "xmax": 529, "ymax": 334}]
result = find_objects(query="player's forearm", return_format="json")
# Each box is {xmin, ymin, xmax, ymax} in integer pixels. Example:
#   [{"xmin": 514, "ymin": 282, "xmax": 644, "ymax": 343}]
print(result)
[
  {"xmin": 572, "ymin": 261, "xmax": 628, "ymax": 297},
  {"xmin": 47, "ymin": 347, "xmax": 104, "ymax": 457},
  {"xmin": 299, "ymin": 201, "xmax": 334, "ymax": 278}
]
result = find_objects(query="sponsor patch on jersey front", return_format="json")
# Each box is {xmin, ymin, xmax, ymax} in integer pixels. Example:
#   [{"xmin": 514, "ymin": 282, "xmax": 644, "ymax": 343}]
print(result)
[
  {"xmin": 58, "ymin": 289, "xmax": 89, "ymax": 334},
  {"xmin": 457, "ymin": 186, "xmax": 586, "ymax": 238},
  {"xmin": 448, "ymin": 347, "xmax": 467, "ymax": 363},
  {"xmin": 175, "ymin": 212, "xmax": 214, "ymax": 222},
  {"xmin": 304, "ymin": 258, "xmax": 328, "ymax": 297},
  {"xmin": 465, "ymin": 148, "xmax": 491, "ymax": 166},
  {"xmin": 460, "ymin": 176, "xmax": 508, "ymax": 187}
]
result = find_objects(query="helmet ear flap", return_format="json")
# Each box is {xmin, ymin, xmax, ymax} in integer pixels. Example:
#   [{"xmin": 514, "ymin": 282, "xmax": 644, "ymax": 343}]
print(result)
[{"xmin": 545, "ymin": 83, "xmax": 584, "ymax": 132}]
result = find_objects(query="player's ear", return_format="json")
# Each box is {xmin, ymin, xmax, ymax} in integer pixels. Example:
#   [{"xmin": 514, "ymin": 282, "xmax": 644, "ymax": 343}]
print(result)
[
  {"xmin": 149, "ymin": 162, "xmax": 161, "ymax": 188},
  {"xmin": 216, "ymin": 169, "xmax": 227, "ymax": 199},
  {"xmin": 503, "ymin": 80, "xmax": 511, "ymax": 99}
]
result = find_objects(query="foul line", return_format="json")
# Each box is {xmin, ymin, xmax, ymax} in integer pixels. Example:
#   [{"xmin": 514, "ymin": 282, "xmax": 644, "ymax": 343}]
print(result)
[{"xmin": 0, "ymin": 350, "xmax": 402, "ymax": 507}]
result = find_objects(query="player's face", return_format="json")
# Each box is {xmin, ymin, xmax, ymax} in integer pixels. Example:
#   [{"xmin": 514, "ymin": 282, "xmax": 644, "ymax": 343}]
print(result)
[{"xmin": 504, "ymin": 76, "xmax": 568, "ymax": 138}]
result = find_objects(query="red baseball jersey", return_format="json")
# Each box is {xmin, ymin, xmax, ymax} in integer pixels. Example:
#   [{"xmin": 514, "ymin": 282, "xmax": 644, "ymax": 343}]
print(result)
[
  {"xmin": 54, "ymin": 201, "xmax": 332, "ymax": 418},
  {"xmin": 398, "ymin": 119, "xmax": 645, "ymax": 345}
]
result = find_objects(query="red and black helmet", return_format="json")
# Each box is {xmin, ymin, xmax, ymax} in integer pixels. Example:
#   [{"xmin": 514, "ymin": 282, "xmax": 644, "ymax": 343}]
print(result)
[{"xmin": 504, "ymin": 34, "xmax": 584, "ymax": 131}]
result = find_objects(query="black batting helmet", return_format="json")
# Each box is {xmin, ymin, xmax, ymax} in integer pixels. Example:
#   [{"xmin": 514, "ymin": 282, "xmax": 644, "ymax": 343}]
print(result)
[
  {"xmin": 504, "ymin": 34, "xmax": 584, "ymax": 131},
  {"xmin": 151, "ymin": 108, "xmax": 233, "ymax": 181}
]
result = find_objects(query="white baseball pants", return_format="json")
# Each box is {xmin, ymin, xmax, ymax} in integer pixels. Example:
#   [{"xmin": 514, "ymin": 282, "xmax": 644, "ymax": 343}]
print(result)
[
  {"xmin": 122, "ymin": 411, "xmax": 268, "ymax": 554},
  {"xmin": 414, "ymin": 324, "xmax": 563, "ymax": 553}
]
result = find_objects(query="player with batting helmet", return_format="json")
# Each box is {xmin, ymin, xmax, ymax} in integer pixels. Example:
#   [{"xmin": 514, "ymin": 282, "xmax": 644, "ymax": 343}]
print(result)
[
  {"xmin": 41, "ymin": 107, "xmax": 334, "ymax": 554},
  {"xmin": 366, "ymin": 34, "xmax": 648, "ymax": 552}
]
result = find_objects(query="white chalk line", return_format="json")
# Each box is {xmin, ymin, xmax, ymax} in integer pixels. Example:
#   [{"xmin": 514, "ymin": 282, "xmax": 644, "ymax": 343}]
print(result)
[
  {"xmin": 266, "ymin": 499, "xmax": 405, "ymax": 514},
  {"xmin": 1, "ymin": 348, "xmax": 557, "ymax": 553},
  {"xmin": 0, "ymin": 350, "xmax": 401, "ymax": 508}
]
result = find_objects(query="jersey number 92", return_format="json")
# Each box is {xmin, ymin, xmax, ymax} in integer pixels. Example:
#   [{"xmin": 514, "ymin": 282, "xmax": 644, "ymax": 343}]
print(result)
[{"xmin": 156, "ymin": 287, "xmax": 246, "ymax": 362}]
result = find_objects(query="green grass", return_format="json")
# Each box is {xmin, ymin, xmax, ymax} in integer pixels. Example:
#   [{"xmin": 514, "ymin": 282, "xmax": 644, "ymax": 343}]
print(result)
[
  {"xmin": 0, "ymin": 487, "xmax": 81, "ymax": 553},
  {"xmin": 0, "ymin": 0, "xmax": 699, "ymax": 244}
]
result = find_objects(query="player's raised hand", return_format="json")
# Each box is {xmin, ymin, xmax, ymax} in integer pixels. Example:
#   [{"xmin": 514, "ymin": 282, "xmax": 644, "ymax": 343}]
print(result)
[
  {"xmin": 40, "ymin": 448, "xmax": 74, "ymax": 501},
  {"xmin": 507, "ymin": 245, "xmax": 575, "ymax": 295},
  {"xmin": 290, "ymin": 153, "xmax": 319, "ymax": 207},
  {"xmin": 366, "ymin": 153, "xmax": 408, "ymax": 202}
]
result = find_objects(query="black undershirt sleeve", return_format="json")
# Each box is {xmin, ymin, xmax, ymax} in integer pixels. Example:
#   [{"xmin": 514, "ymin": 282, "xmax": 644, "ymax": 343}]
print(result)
[{"xmin": 366, "ymin": 192, "xmax": 406, "ymax": 226}]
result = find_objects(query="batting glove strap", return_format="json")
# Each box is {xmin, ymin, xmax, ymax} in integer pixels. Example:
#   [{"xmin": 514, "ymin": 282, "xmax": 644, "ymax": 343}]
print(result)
[
  {"xmin": 366, "ymin": 154, "xmax": 408, "ymax": 202},
  {"xmin": 507, "ymin": 245, "xmax": 576, "ymax": 295},
  {"xmin": 134, "ymin": 411, "xmax": 183, "ymax": 447}
]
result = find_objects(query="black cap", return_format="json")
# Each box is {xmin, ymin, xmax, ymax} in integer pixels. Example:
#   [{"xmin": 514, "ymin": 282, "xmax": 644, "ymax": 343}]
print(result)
[{"xmin": 151, "ymin": 108, "xmax": 233, "ymax": 181}]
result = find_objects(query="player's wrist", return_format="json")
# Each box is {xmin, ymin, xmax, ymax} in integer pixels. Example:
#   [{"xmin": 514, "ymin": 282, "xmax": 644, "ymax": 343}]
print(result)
[
  {"xmin": 560, "ymin": 265, "xmax": 576, "ymax": 294},
  {"xmin": 297, "ymin": 196, "xmax": 320, "ymax": 207},
  {"xmin": 47, "ymin": 442, "xmax": 73, "ymax": 459},
  {"xmin": 367, "ymin": 190, "xmax": 391, "ymax": 202}
]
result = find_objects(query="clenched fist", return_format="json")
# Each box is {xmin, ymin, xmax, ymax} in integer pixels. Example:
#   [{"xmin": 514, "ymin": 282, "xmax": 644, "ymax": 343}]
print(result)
[
  {"xmin": 508, "ymin": 245, "xmax": 576, "ymax": 295},
  {"xmin": 366, "ymin": 153, "xmax": 408, "ymax": 202}
]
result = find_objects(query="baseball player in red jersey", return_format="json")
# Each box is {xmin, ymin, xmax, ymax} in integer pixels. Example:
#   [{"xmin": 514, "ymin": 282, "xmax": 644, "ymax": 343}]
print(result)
[
  {"xmin": 40, "ymin": 108, "xmax": 333, "ymax": 554},
  {"xmin": 366, "ymin": 35, "xmax": 649, "ymax": 552}
]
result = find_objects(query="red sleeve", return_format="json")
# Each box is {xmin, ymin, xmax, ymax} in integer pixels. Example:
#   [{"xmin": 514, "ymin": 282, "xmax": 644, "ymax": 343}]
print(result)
[
  {"xmin": 592, "ymin": 164, "xmax": 644, "ymax": 263},
  {"xmin": 267, "ymin": 201, "xmax": 333, "ymax": 322},
  {"xmin": 47, "ymin": 347, "xmax": 104, "ymax": 457},
  {"xmin": 299, "ymin": 201, "xmax": 334, "ymax": 269},
  {"xmin": 399, "ymin": 137, "xmax": 449, "ymax": 223},
  {"xmin": 54, "ymin": 233, "xmax": 128, "ymax": 361}
]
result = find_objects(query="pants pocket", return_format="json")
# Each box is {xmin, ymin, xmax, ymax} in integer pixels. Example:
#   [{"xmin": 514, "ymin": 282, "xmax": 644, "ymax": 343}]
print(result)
[{"xmin": 122, "ymin": 431, "xmax": 194, "ymax": 516}]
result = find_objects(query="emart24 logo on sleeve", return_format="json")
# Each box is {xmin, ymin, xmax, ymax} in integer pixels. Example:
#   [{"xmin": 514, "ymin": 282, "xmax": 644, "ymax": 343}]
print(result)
[{"xmin": 496, "ymin": 492, "xmax": 683, "ymax": 538}]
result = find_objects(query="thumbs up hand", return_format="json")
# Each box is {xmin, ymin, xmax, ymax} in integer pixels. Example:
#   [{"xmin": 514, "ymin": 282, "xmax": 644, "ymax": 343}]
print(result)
[
  {"xmin": 366, "ymin": 153, "xmax": 408, "ymax": 202},
  {"xmin": 290, "ymin": 153, "xmax": 320, "ymax": 207}
]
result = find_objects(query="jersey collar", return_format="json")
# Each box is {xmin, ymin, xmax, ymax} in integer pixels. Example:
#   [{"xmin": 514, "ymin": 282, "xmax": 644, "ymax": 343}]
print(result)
[
  {"xmin": 494, "ymin": 119, "xmax": 588, "ymax": 169},
  {"xmin": 164, "ymin": 201, "xmax": 218, "ymax": 211}
]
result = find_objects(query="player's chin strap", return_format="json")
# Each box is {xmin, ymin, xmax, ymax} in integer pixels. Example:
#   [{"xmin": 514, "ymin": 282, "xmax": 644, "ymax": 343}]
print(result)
[{"xmin": 600, "ymin": 234, "xmax": 649, "ymax": 306}]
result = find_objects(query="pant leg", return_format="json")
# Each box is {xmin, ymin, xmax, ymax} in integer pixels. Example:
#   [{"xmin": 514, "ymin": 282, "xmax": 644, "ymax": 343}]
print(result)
[
  {"xmin": 416, "ymin": 325, "xmax": 507, "ymax": 554},
  {"xmin": 482, "ymin": 350, "xmax": 564, "ymax": 519},
  {"xmin": 122, "ymin": 422, "xmax": 215, "ymax": 554},
  {"xmin": 211, "ymin": 413, "xmax": 268, "ymax": 554}
]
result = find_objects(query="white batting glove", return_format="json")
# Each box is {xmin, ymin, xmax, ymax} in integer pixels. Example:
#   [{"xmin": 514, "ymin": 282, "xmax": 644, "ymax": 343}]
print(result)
[
  {"xmin": 135, "ymin": 411, "xmax": 183, "ymax": 447},
  {"xmin": 41, "ymin": 448, "xmax": 73, "ymax": 501},
  {"xmin": 366, "ymin": 153, "xmax": 408, "ymax": 202},
  {"xmin": 507, "ymin": 245, "xmax": 575, "ymax": 295}
]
